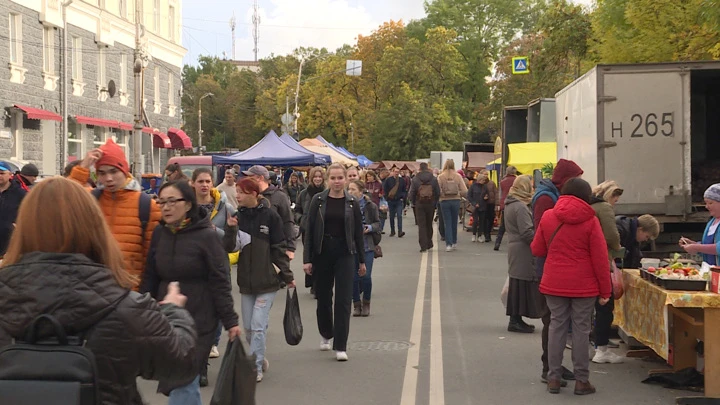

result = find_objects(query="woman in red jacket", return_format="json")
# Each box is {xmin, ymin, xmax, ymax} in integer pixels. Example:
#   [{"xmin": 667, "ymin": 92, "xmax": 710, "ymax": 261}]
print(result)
[{"xmin": 531, "ymin": 178, "xmax": 611, "ymax": 396}]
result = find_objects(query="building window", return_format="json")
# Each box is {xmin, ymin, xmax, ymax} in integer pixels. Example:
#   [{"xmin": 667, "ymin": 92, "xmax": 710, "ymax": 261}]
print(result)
[
  {"xmin": 9, "ymin": 13, "xmax": 21, "ymax": 65},
  {"xmin": 112, "ymin": 130, "xmax": 129, "ymax": 160},
  {"xmin": 168, "ymin": 74, "xmax": 174, "ymax": 105},
  {"xmin": 168, "ymin": 6, "xmax": 175, "ymax": 41},
  {"xmin": 120, "ymin": 54, "xmax": 127, "ymax": 92},
  {"xmin": 10, "ymin": 112, "xmax": 22, "ymax": 160},
  {"xmin": 119, "ymin": 0, "xmax": 127, "ymax": 19},
  {"xmin": 72, "ymin": 36, "xmax": 82, "ymax": 80},
  {"xmin": 93, "ymin": 126, "xmax": 106, "ymax": 148},
  {"xmin": 154, "ymin": 67, "xmax": 160, "ymax": 101},
  {"xmin": 67, "ymin": 123, "xmax": 83, "ymax": 163},
  {"xmin": 97, "ymin": 47, "xmax": 106, "ymax": 87},
  {"xmin": 43, "ymin": 27, "xmax": 55, "ymax": 73},
  {"xmin": 154, "ymin": 0, "xmax": 160, "ymax": 33}
]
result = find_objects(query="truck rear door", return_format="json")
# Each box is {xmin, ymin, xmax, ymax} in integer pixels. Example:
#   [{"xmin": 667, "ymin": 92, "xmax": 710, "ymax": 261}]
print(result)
[{"xmin": 601, "ymin": 68, "xmax": 690, "ymax": 214}]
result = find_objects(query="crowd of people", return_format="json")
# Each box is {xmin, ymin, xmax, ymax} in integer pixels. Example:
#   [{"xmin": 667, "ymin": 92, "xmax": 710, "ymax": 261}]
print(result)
[{"xmin": 4, "ymin": 142, "xmax": 719, "ymax": 403}]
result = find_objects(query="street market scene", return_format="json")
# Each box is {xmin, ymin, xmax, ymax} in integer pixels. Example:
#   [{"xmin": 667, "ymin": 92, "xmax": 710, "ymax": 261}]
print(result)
[{"xmin": 2, "ymin": 0, "xmax": 720, "ymax": 404}]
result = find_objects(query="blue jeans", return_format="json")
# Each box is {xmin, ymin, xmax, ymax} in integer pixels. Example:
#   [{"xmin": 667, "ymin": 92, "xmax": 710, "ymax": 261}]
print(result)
[
  {"xmin": 213, "ymin": 321, "xmax": 222, "ymax": 346},
  {"xmin": 168, "ymin": 375, "xmax": 201, "ymax": 405},
  {"xmin": 388, "ymin": 200, "xmax": 403, "ymax": 233},
  {"xmin": 440, "ymin": 200, "xmax": 460, "ymax": 246},
  {"xmin": 353, "ymin": 251, "xmax": 375, "ymax": 302},
  {"xmin": 241, "ymin": 292, "xmax": 277, "ymax": 375}
]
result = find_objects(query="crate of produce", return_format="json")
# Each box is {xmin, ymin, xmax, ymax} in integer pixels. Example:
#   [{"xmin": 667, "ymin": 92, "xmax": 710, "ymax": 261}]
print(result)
[{"xmin": 658, "ymin": 278, "xmax": 708, "ymax": 291}]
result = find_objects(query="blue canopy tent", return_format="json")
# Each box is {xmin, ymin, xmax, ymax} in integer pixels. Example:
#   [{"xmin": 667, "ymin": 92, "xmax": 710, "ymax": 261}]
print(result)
[
  {"xmin": 315, "ymin": 135, "xmax": 357, "ymax": 160},
  {"xmin": 338, "ymin": 146, "xmax": 357, "ymax": 158},
  {"xmin": 356, "ymin": 155, "xmax": 373, "ymax": 167},
  {"xmin": 279, "ymin": 133, "xmax": 332, "ymax": 165},
  {"xmin": 213, "ymin": 130, "xmax": 316, "ymax": 167}
]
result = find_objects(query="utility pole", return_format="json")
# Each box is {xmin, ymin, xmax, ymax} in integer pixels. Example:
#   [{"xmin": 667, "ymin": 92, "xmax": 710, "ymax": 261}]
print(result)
[
  {"xmin": 132, "ymin": 0, "xmax": 144, "ymax": 180},
  {"xmin": 61, "ymin": 0, "xmax": 73, "ymax": 169},
  {"xmin": 198, "ymin": 93, "xmax": 213, "ymax": 155}
]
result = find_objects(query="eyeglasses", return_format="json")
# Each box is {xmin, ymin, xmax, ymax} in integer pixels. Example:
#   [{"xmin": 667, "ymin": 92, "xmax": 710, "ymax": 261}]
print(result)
[{"xmin": 157, "ymin": 198, "xmax": 186, "ymax": 207}]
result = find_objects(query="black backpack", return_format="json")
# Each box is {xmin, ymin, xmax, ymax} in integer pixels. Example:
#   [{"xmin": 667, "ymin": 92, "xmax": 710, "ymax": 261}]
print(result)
[{"xmin": 0, "ymin": 293, "xmax": 128, "ymax": 405}]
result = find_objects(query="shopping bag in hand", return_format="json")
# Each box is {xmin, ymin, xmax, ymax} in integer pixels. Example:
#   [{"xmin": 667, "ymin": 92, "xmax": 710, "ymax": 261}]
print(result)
[
  {"xmin": 210, "ymin": 340, "xmax": 256, "ymax": 405},
  {"xmin": 500, "ymin": 276, "xmax": 509, "ymax": 309},
  {"xmin": 283, "ymin": 288, "xmax": 303, "ymax": 346}
]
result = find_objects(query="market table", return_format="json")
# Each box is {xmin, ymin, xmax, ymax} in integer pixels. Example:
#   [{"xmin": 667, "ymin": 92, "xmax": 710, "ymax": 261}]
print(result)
[{"xmin": 613, "ymin": 269, "xmax": 720, "ymax": 397}]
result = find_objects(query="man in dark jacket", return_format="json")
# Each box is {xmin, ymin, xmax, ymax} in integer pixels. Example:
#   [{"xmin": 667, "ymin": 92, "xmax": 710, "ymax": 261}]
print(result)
[
  {"xmin": 530, "ymin": 158, "xmax": 583, "ymax": 385},
  {"xmin": 494, "ymin": 166, "xmax": 518, "ymax": 250},
  {"xmin": 13, "ymin": 163, "xmax": 39, "ymax": 191},
  {"xmin": 383, "ymin": 167, "xmax": 406, "ymax": 237},
  {"xmin": 616, "ymin": 214, "xmax": 659, "ymax": 269},
  {"xmin": 409, "ymin": 162, "xmax": 441, "ymax": 252},
  {"xmin": 243, "ymin": 165, "xmax": 297, "ymax": 259},
  {"xmin": 0, "ymin": 163, "xmax": 27, "ymax": 256}
]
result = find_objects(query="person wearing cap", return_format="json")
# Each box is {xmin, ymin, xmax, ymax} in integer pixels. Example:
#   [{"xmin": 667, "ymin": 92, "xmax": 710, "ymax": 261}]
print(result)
[
  {"xmin": 0, "ymin": 162, "xmax": 27, "ymax": 256},
  {"xmin": 243, "ymin": 165, "xmax": 297, "ymax": 260},
  {"xmin": 14, "ymin": 163, "xmax": 39, "ymax": 191},
  {"xmin": 680, "ymin": 183, "xmax": 720, "ymax": 264},
  {"xmin": 69, "ymin": 140, "xmax": 162, "ymax": 288}
]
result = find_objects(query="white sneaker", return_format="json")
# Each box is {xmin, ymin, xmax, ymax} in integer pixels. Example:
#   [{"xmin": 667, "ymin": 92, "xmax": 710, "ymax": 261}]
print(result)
[
  {"xmin": 256, "ymin": 373, "xmax": 263, "ymax": 383},
  {"xmin": 452, "ymin": 244, "xmax": 457, "ymax": 251},
  {"xmin": 336, "ymin": 351, "xmax": 348, "ymax": 361},
  {"xmin": 209, "ymin": 345, "xmax": 220, "ymax": 358},
  {"xmin": 471, "ymin": 235, "xmax": 477, "ymax": 242},
  {"xmin": 445, "ymin": 246, "xmax": 453, "ymax": 252},
  {"xmin": 592, "ymin": 349, "xmax": 625, "ymax": 364},
  {"xmin": 320, "ymin": 338, "xmax": 332, "ymax": 351}
]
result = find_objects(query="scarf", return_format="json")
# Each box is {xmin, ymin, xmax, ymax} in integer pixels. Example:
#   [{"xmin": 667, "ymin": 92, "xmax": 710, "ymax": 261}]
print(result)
[
  {"xmin": 307, "ymin": 184, "xmax": 325, "ymax": 198},
  {"xmin": 508, "ymin": 175, "xmax": 533, "ymax": 205},
  {"xmin": 166, "ymin": 217, "xmax": 191, "ymax": 234}
]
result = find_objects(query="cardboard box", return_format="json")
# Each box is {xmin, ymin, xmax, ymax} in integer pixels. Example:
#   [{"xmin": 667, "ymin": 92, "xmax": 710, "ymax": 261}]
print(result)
[{"xmin": 711, "ymin": 266, "xmax": 720, "ymax": 293}]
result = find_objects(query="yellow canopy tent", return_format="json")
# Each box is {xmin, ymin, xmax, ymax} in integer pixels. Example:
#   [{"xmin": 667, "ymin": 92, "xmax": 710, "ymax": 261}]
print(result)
[
  {"xmin": 507, "ymin": 142, "xmax": 557, "ymax": 175},
  {"xmin": 298, "ymin": 139, "xmax": 357, "ymax": 166}
]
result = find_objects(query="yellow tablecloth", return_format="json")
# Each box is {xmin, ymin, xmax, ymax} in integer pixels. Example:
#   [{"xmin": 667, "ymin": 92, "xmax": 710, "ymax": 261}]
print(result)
[{"xmin": 613, "ymin": 269, "xmax": 720, "ymax": 359}]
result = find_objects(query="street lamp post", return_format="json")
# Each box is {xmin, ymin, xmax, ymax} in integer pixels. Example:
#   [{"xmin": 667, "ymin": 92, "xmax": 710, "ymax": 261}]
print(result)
[
  {"xmin": 61, "ymin": 0, "xmax": 74, "ymax": 167},
  {"xmin": 198, "ymin": 92, "xmax": 213, "ymax": 155}
]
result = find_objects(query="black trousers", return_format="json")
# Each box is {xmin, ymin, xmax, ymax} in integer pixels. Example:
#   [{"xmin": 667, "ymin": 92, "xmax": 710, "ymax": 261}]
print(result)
[
  {"xmin": 416, "ymin": 202, "xmax": 435, "ymax": 250},
  {"xmin": 593, "ymin": 293, "xmax": 615, "ymax": 346},
  {"xmin": 314, "ymin": 236, "xmax": 354, "ymax": 351},
  {"xmin": 437, "ymin": 207, "xmax": 445, "ymax": 239},
  {"xmin": 481, "ymin": 204, "xmax": 495, "ymax": 241},
  {"xmin": 472, "ymin": 207, "xmax": 484, "ymax": 236},
  {"xmin": 494, "ymin": 210, "xmax": 506, "ymax": 248},
  {"xmin": 541, "ymin": 306, "xmax": 551, "ymax": 373}
]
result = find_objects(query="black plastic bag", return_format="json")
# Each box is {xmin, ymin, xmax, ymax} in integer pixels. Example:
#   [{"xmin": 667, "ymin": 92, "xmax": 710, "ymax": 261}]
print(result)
[
  {"xmin": 210, "ymin": 340, "xmax": 257, "ymax": 405},
  {"xmin": 283, "ymin": 288, "xmax": 303, "ymax": 346}
]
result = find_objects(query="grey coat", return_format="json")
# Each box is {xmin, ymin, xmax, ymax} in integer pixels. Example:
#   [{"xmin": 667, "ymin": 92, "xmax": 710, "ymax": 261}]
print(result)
[
  {"xmin": 505, "ymin": 196, "xmax": 536, "ymax": 281},
  {"xmin": 359, "ymin": 195, "xmax": 382, "ymax": 252}
]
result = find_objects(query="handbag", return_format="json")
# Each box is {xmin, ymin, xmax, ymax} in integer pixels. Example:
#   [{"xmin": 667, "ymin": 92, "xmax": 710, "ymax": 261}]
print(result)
[
  {"xmin": 611, "ymin": 259, "xmax": 625, "ymax": 300},
  {"xmin": 283, "ymin": 288, "xmax": 303, "ymax": 346},
  {"xmin": 210, "ymin": 340, "xmax": 256, "ymax": 405},
  {"xmin": 371, "ymin": 231, "xmax": 382, "ymax": 246},
  {"xmin": 374, "ymin": 245, "xmax": 383, "ymax": 258}
]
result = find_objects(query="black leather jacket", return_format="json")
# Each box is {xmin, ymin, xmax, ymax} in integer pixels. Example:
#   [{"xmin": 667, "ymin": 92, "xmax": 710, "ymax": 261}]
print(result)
[
  {"xmin": 303, "ymin": 189, "xmax": 365, "ymax": 264},
  {"xmin": 0, "ymin": 253, "xmax": 197, "ymax": 405}
]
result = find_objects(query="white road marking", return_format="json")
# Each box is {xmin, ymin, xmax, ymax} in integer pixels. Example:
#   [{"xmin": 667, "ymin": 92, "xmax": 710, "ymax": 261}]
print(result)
[
  {"xmin": 430, "ymin": 230, "xmax": 445, "ymax": 405},
  {"xmin": 399, "ymin": 249, "xmax": 428, "ymax": 405}
]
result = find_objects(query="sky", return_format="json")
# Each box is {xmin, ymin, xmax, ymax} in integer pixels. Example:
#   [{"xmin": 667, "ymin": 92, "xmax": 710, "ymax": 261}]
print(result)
[{"xmin": 181, "ymin": 0, "xmax": 592, "ymax": 66}]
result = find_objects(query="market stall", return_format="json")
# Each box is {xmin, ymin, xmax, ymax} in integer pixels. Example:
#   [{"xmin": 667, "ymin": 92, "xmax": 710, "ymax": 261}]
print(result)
[{"xmin": 614, "ymin": 269, "xmax": 720, "ymax": 397}]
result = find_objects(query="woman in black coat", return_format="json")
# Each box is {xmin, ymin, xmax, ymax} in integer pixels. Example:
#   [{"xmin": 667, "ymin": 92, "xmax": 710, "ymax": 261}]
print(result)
[
  {"xmin": 0, "ymin": 177, "xmax": 196, "ymax": 405},
  {"xmin": 303, "ymin": 164, "xmax": 366, "ymax": 362},
  {"xmin": 140, "ymin": 180, "xmax": 240, "ymax": 404}
]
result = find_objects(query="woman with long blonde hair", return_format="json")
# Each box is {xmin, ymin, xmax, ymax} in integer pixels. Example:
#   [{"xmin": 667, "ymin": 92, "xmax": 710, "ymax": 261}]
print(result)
[
  {"xmin": 437, "ymin": 159, "xmax": 468, "ymax": 251},
  {"xmin": 0, "ymin": 177, "xmax": 197, "ymax": 405}
]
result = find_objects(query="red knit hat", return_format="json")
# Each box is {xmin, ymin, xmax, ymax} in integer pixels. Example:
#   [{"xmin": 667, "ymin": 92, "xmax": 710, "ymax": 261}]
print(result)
[{"xmin": 96, "ymin": 139, "xmax": 130, "ymax": 176}]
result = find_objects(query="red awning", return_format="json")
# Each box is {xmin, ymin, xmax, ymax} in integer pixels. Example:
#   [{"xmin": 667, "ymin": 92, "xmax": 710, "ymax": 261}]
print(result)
[
  {"xmin": 167, "ymin": 128, "xmax": 192, "ymax": 150},
  {"xmin": 118, "ymin": 122, "xmax": 134, "ymax": 131},
  {"xmin": 14, "ymin": 104, "xmax": 62, "ymax": 121},
  {"xmin": 152, "ymin": 132, "xmax": 172, "ymax": 148},
  {"xmin": 74, "ymin": 115, "xmax": 121, "ymax": 128}
]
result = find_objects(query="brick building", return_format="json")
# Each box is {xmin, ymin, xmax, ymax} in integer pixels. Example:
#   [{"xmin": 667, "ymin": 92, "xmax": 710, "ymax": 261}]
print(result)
[{"xmin": 0, "ymin": 0, "xmax": 189, "ymax": 176}]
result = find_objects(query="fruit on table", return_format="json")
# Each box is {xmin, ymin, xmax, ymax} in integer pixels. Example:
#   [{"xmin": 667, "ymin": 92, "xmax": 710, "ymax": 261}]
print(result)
[{"xmin": 648, "ymin": 267, "xmax": 656, "ymax": 273}]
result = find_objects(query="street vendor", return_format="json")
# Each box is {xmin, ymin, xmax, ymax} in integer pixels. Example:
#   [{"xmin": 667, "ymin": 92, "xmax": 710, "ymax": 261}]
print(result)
[{"xmin": 679, "ymin": 183, "xmax": 720, "ymax": 264}]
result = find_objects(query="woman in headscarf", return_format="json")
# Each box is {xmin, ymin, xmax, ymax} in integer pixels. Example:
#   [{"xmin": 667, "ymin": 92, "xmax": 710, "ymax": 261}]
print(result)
[
  {"xmin": 504, "ymin": 175, "xmax": 542, "ymax": 333},
  {"xmin": 680, "ymin": 183, "xmax": 720, "ymax": 264}
]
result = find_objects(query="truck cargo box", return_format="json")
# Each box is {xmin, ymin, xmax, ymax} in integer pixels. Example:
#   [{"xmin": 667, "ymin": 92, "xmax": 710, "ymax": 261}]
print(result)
[{"xmin": 555, "ymin": 61, "xmax": 720, "ymax": 221}]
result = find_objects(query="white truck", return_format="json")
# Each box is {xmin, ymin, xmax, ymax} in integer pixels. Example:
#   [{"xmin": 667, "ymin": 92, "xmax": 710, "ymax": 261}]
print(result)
[
  {"xmin": 555, "ymin": 61, "xmax": 720, "ymax": 246},
  {"xmin": 430, "ymin": 151, "xmax": 464, "ymax": 171}
]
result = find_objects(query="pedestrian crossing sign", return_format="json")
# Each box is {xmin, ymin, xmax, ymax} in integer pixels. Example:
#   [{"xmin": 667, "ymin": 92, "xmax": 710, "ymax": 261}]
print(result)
[{"xmin": 512, "ymin": 57, "xmax": 529, "ymax": 75}]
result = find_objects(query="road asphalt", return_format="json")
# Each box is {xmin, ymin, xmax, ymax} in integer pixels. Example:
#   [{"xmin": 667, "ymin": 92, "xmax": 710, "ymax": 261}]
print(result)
[{"xmin": 138, "ymin": 213, "xmax": 683, "ymax": 405}]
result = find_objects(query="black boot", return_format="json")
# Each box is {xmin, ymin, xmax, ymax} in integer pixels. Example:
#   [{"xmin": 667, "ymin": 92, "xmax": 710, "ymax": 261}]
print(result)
[
  {"xmin": 508, "ymin": 316, "xmax": 534, "ymax": 333},
  {"xmin": 518, "ymin": 318, "xmax": 536, "ymax": 330}
]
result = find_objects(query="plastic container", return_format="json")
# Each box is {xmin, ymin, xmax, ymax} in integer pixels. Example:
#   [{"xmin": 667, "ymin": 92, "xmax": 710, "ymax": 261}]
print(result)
[{"xmin": 658, "ymin": 278, "xmax": 708, "ymax": 291}]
